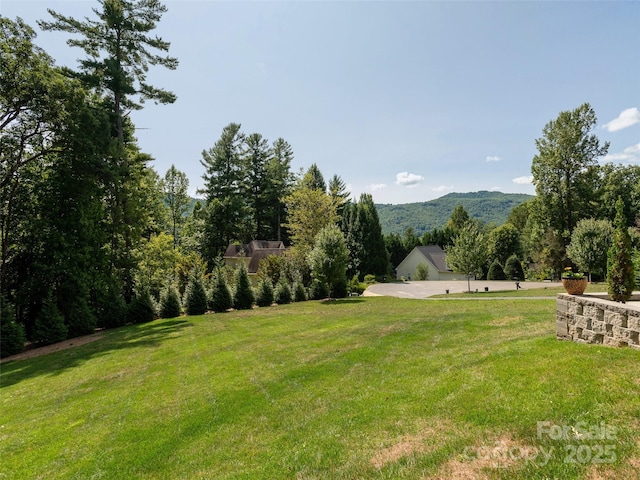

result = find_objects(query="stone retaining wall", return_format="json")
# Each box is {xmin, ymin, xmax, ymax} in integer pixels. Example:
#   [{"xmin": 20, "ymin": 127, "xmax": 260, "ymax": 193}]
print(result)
[{"xmin": 556, "ymin": 293, "xmax": 640, "ymax": 349}]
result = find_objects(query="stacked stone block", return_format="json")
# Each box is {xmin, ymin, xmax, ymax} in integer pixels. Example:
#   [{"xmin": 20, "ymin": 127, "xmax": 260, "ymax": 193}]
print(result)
[{"xmin": 556, "ymin": 293, "xmax": 640, "ymax": 349}]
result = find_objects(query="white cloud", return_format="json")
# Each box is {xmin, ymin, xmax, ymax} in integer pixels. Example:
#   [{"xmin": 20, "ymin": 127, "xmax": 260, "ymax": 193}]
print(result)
[
  {"xmin": 489, "ymin": 186, "xmax": 502, "ymax": 191},
  {"xmin": 395, "ymin": 172, "xmax": 424, "ymax": 187},
  {"xmin": 603, "ymin": 108, "xmax": 640, "ymax": 132},
  {"xmin": 486, "ymin": 155, "xmax": 501, "ymax": 162},
  {"xmin": 603, "ymin": 143, "xmax": 640, "ymax": 163},
  {"xmin": 369, "ymin": 183, "xmax": 387, "ymax": 191},
  {"xmin": 512, "ymin": 176, "xmax": 533, "ymax": 185},
  {"xmin": 432, "ymin": 185, "xmax": 454, "ymax": 192}
]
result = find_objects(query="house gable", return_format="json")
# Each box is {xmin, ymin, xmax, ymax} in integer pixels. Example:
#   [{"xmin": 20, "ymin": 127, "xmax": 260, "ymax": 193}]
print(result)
[{"xmin": 395, "ymin": 245, "xmax": 457, "ymax": 280}]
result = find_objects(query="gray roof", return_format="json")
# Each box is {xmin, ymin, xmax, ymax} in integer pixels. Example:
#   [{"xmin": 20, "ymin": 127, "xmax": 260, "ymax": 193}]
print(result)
[
  {"xmin": 415, "ymin": 245, "xmax": 450, "ymax": 272},
  {"xmin": 223, "ymin": 240, "xmax": 287, "ymax": 273}
]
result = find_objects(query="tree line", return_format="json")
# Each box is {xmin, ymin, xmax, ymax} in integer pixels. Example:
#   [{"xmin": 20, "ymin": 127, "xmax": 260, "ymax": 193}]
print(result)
[
  {"xmin": 385, "ymin": 103, "xmax": 639, "ymax": 295},
  {"xmin": 2, "ymin": 3, "xmax": 638, "ymax": 357},
  {"xmin": 0, "ymin": 4, "xmax": 390, "ymax": 357}
]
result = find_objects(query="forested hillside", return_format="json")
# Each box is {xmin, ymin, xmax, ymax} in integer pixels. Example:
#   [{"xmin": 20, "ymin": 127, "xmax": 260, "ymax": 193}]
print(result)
[{"xmin": 376, "ymin": 191, "xmax": 534, "ymax": 235}]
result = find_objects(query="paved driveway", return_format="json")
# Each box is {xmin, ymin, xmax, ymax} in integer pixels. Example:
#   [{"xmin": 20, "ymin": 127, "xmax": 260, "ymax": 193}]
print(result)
[{"xmin": 363, "ymin": 280, "xmax": 562, "ymax": 299}]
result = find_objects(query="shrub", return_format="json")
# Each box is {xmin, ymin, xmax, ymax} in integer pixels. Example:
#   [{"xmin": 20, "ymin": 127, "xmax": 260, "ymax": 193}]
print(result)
[
  {"xmin": 210, "ymin": 271, "xmax": 233, "ymax": 313},
  {"xmin": 363, "ymin": 274, "xmax": 376, "ymax": 284},
  {"xmin": 487, "ymin": 259, "xmax": 507, "ymax": 280},
  {"xmin": 333, "ymin": 276, "xmax": 348, "ymax": 298},
  {"xmin": 127, "ymin": 289, "xmax": 156, "ymax": 324},
  {"xmin": 255, "ymin": 278, "xmax": 274, "ymax": 307},
  {"xmin": 274, "ymin": 281, "xmax": 293, "ymax": 305},
  {"xmin": 1, "ymin": 296, "xmax": 26, "ymax": 357},
  {"xmin": 413, "ymin": 263, "xmax": 429, "ymax": 281},
  {"xmin": 233, "ymin": 264, "xmax": 255, "ymax": 310},
  {"xmin": 349, "ymin": 275, "xmax": 366, "ymax": 296},
  {"xmin": 608, "ymin": 198, "xmax": 635, "ymax": 302},
  {"xmin": 159, "ymin": 285, "xmax": 182, "ymax": 318},
  {"xmin": 184, "ymin": 275, "xmax": 208, "ymax": 316},
  {"xmin": 293, "ymin": 280, "xmax": 307, "ymax": 302},
  {"xmin": 33, "ymin": 293, "xmax": 68, "ymax": 345},
  {"xmin": 504, "ymin": 255, "xmax": 525, "ymax": 281},
  {"xmin": 95, "ymin": 285, "xmax": 127, "ymax": 329},
  {"xmin": 309, "ymin": 279, "xmax": 329, "ymax": 300},
  {"xmin": 66, "ymin": 296, "xmax": 98, "ymax": 337}
]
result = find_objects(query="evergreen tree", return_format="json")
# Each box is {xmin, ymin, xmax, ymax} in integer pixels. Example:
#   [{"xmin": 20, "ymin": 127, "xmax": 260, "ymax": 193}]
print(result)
[
  {"xmin": 199, "ymin": 123, "xmax": 246, "ymax": 261},
  {"xmin": 308, "ymin": 279, "xmax": 329, "ymax": 300},
  {"xmin": 293, "ymin": 280, "xmax": 307, "ymax": 302},
  {"xmin": 233, "ymin": 263, "xmax": 255, "ymax": 310},
  {"xmin": 255, "ymin": 278, "xmax": 274, "ymax": 307},
  {"xmin": 0, "ymin": 296, "xmax": 26, "ymax": 357},
  {"xmin": 266, "ymin": 138, "xmax": 294, "ymax": 242},
  {"xmin": 162, "ymin": 165, "xmax": 190, "ymax": 249},
  {"xmin": 39, "ymin": 0, "xmax": 178, "ymax": 143},
  {"xmin": 356, "ymin": 193, "xmax": 389, "ymax": 278},
  {"xmin": 242, "ymin": 133, "xmax": 273, "ymax": 240},
  {"xmin": 328, "ymin": 174, "xmax": 350, "ymax": 219},
  {"xmin": 159, "ymin": 285, "xmax": 182, "ymax": 318},
  {"xmin": 607, "ymin": 198, "xmax": 635, "ymax": 302},
  {"xmin": 487, "ymin": 260, "xmax": 507, "ymax": 280},
  {"xmin": 504, "ymin": 255, "xmax": 525, "ymax": 281},
  {"xmin": 342, "ymin": 202, "xmax": 363, "ymax": 278},
  {"xmin": 33, "ymin": 293, "xmax": 68, "ymax": 345},
  {"xmin": 301, "ymin": 163, "xmax": 326, "ymax": 192},
  {"xmin": 274, "ymin": 281, "xmax": 293, "ymax": 305},
  {"xmin": 40, "ymin": 0, "xmax": 178, "ymax": 300},
  {"xmin": 209, "ymin": 270, "xmax": 233, "ymax": 313},
  {"xmin": 184, "ymin": 274, "xmax": 208, "ymax": 315},
  {"xmin": 127, "ymin": 287, "xmax": 156, "ymax": 323}
]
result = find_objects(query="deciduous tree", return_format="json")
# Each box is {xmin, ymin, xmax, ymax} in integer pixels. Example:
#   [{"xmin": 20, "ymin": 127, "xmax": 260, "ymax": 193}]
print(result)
[
  {"xmin": 566, "ymin": 218, "xmax": 613, "ymax": 282},
  {"xmin": 531, "ymin": 103, "xmax": 608, "ymax": 241},
  {"xmin": 307, "ymin": 225, "xmax": 349, "ymax": 299},
  {"xmin": 445, "ymin": 223, "xmax": 488, "ymax": 292}
]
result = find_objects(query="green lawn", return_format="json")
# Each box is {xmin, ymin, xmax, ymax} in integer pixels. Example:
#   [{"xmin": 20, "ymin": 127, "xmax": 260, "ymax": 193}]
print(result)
[
  {"xmin": 2, "ymin": 297, "xmax": 639, "ymax": 479},
  {"xmin": 430, "ymin": 283, "xmax": 606, "ymax": 298}
]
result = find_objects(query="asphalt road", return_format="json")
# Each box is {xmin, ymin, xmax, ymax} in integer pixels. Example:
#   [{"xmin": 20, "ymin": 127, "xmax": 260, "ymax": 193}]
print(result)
[{"xmin": 363, "ymin": 280, "xmax": 563, "ymax": 299}]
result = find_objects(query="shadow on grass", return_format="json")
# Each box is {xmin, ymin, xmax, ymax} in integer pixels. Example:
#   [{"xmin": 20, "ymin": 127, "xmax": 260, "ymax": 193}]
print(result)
[{"xmin": 0, "ymin": 318, "xmax": 192, "ymax": 388}]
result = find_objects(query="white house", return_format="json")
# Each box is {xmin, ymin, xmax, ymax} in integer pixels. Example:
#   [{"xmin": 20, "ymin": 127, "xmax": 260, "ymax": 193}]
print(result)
[{"xmin": 395, "ymin": 245, "xmax": 466, "ymax": 281}]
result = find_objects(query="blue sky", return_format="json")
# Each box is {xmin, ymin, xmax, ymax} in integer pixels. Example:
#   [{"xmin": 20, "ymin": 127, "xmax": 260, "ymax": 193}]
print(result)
[{"xmin": 3, "ymin": 0, "xmax": 639, "ymax": 204}]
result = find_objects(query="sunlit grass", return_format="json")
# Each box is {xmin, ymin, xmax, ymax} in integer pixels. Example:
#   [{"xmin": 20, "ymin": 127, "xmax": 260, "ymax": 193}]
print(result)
[
  {"xmin": 430, "ymin": 282, "xmax": 606, "ymax": 298},
  {"xmin": 1, "ymin": 297, "xmax": 639, "ymax": 479}
]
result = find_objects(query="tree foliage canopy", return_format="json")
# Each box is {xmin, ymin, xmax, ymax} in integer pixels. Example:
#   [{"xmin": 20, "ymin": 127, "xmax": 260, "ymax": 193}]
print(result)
[
  {"xmin": 531, "ymin": 103, "xmax": 609, "ymax": 239},
  {"xmin": 445, "ymin": 222, "xmax": 488, "ymax": 291}
]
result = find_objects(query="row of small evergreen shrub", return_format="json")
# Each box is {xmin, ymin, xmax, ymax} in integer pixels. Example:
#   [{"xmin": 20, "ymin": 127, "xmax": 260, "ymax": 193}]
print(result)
[
  {"xmin": 0, "ymin": 267, "xmax": 352, "ymax": 358},
  {"xmin": 487, "ymin": 255, "xmax": 525, "ymax": 281}
]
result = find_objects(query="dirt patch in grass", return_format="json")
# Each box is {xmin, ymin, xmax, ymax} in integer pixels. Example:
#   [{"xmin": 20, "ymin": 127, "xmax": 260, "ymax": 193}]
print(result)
[
  {"xmin": 428, "ymin": 435, "xmax": 526, "ymax": 479},
  {"xmin": 370, "ymin": 419, "xmax": 459, "ymax": 470},
  {"xmin": 0, "ymin": 332, "xmax": 104, "ymax": 363},
  {"xmin": 585, "ymin": 439, "xmax": 640, "ymax": 480}
]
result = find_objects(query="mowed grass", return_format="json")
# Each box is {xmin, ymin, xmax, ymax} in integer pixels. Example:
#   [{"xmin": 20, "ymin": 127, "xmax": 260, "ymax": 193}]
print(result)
[
  {"xmin": 430, "ymin": 283, "xmax": 606, "ymax": 298},
  {"xmin": 1, "ymin": 297, "xmax": 640, "ymax": 479}
]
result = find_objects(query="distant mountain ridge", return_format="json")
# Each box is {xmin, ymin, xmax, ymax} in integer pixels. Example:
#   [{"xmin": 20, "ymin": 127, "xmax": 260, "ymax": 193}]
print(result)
[{"xmin": 376, "ymin": 191, "xmax": 534, "ymax": 235}]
